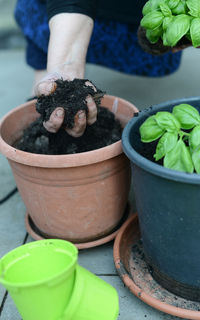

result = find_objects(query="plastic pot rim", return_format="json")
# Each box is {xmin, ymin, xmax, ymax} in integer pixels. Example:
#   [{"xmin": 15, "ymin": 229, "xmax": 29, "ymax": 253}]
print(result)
[
  {"xmin": 122, "ymin": 96, "xmax": 200, "ymax": 185},
  {"xmin": 0, "ymin": 239, "xmax": 78, "ymax": 288}
]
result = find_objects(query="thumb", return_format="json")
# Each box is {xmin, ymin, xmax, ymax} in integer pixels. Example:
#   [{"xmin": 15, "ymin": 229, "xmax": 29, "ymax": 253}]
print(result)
[{"xmin": 34, "ymin": 72, "xmax": 61, "ymax": 96}]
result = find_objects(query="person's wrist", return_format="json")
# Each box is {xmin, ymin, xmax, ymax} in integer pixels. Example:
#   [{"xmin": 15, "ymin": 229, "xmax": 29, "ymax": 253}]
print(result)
[
  {"xmin": 47, "ymin": 61, "xmax": 85, "ymax": 80},
  {"xmin": 47, "ymin": 13, "xmax": 93, "ymax": 75}
]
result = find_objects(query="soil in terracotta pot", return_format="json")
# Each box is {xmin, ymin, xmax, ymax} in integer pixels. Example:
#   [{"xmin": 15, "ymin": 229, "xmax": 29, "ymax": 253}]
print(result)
[{"xmin": 15, "ymin": 79, "xmax": 122, "ymax": 155}]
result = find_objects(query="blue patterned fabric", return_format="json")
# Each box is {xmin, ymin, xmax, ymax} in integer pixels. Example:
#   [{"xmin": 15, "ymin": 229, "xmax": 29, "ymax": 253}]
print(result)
[{"xmin": 15, "ymin": 0, "xmax": 182, "ymax": 76}]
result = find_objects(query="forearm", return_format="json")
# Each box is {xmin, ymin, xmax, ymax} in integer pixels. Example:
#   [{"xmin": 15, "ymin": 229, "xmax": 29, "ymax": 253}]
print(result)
[{"xmin": 47, "ymin": 13, "xmax": 94, "ymax": 79}]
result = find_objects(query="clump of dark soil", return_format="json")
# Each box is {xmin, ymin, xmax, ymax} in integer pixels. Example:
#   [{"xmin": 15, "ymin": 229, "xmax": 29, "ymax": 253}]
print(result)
[
  {"xmin": 137, "ymin": 26, "xmax": 171, "ymax": 56},
  {"xmin": 36, "ymin": 78, "xmax": 103, "ymax": 128},
  {"xmin": 15, "ymin": 79, "xmax": 122, "ymax": 155},
  {"xmin": 137, "ymin": 26, "xmax": 191, "ymax": 56}
]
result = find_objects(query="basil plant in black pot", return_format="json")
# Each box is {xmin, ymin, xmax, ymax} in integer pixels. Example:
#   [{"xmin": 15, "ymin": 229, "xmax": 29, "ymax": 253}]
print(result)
[{"xmin": 122, "ymin": 96, "xmax": 200, "ymax": 302}]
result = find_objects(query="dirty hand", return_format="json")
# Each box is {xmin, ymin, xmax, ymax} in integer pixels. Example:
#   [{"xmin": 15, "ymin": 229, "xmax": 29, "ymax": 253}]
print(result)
[{"xmin": 35, "ymin": 73, "xmax": 97, "ymax": 137}]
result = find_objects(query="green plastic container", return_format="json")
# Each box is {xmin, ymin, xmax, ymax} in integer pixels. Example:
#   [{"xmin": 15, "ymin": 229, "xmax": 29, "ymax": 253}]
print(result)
[
  {"xmin": 61, "ymin": 264, "xmax": 119, "ymax": 320},
  {"xmin": 0, "ymin": 239, "xmax": 78, "ymax": 320}
]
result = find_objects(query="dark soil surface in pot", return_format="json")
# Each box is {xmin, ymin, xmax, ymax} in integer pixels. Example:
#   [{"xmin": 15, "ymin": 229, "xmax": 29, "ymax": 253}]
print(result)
[
  {"xmin": 15, "ymin": 79, "xmax": 122, "ymax": 155},
  {"xmin": 137, "ymin": 139, "xmax": 163, "ymax": 166}
]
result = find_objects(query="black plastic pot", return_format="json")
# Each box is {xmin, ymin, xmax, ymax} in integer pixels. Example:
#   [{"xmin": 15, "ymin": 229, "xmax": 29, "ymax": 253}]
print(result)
[{"xmin": 122, "ymin": 97, "xmax": 200, "ymax": 302}]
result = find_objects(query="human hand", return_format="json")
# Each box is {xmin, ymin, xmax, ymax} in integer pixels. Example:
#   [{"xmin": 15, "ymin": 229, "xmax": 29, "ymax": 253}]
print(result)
[
  {"xmin": 34, "ymin": 12, "xmax": 95, "ymax": 137},
  {"xmin": 35, "ymin": 72, "xmax": 98, "ymax": 137}
]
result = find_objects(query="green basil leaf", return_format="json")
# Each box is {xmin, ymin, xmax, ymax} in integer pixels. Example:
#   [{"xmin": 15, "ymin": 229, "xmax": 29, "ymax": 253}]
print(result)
[
  {"xmin": 155, "ymin": 111, "xmax": 181, "ymax": 132},
  {"xmin": 141, "ymin": 11, "xmax": 164, "ymax": 30},
  {"xmin": 148, "ymin": 0, "xmax": 168, "ymax": 11},
  {"xmin": 171, "ymin": 0, "xmax": 187, "ymax": 14},
  {"xmin": 186, "ymin": 0, "xmax": 200, "ymax": 17},
  {"xmin": 142, "ymin": 1, "xmax": 153, "ymax": 15},
  {"xmin": 165, "ymin": 14, "xmax": 191, "ymax": 46},
  {"xmin": 142, "ymin": 0, "xmax": 166, "ymax": 15},
  {"xmin": 163, "ymin": 16, "xmax": 174, "ymax": 31},
  {"xmin": 139, "ymin": 115, "xmax": 164, "ymax": 142},
  {"xmin": 172, "ymin": 104, "xmax": 200, "ymax": 129},
  {"xmin": 160, "ymin": 3, "xmax": 172, "ymax": 16},
  {"xmin": 190, "ymin": 18, "xmax": 200, "ymax": 47},
  {"xmin": 189, "ymin": 125, "xmax": 200, "ymax": 151},
  {"xmin": 162, "ymin": 32, "xmax": 170, "ymax": 45},
  {"xmin": 168, "ymin": 0, "xmax": 180, "ymax": 9},
  {"xmin": 164, "ymin": 139, "xmax": 194, "ymax": 173},
  {"xmin": 142, "ymin": 0, "xmax": 168, "ymax": 18},
  {"xmin": 146, "ymin": 26, "xmax": 162, "ymax": 43},
  {"xmin": 154, "ymin": 132, "xmax": 178, "ymax": 160},
  {"xmin": 192, "ymin": 145, "xmax": 200, "ymax": 173}
]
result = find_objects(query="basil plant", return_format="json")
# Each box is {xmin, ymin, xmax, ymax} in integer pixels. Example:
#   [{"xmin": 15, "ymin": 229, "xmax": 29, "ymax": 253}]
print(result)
[
  {"xmin": 140, "ymin": 0, "xmax": 200, "ymax": 47},
  {"xmin": 139, "ymin": 103, "xmax": 200, "ymax": 173}
]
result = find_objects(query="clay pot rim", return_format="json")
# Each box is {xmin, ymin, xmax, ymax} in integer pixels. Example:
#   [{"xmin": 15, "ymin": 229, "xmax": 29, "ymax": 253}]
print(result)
[
  {"xmin": 113, "ymin": 214, "xmax": 200, "ymax": 320},
  {"xmin": 0, "ymin": 95, "xmax": 138, "ymax": 168}
]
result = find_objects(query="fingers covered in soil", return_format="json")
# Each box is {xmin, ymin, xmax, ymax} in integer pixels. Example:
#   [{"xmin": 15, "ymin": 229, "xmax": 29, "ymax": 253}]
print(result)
[
  {"xmin": 36, "ymin": 78, "xmax": 104, "ymax": 135},
  {"xmin": 86, "ymin": 95, "xmax": 97, "ymax": 125},
  {"xmin": 43, "ymin": 108, "xmax": 65, "ymax": 133},
  {"xmin": 34, "ymin": 72, "xmax": 61, "ymax": 96},
  {"xmin": 65, "ymin": 110, "xmax": 87, "ymax": 137}
]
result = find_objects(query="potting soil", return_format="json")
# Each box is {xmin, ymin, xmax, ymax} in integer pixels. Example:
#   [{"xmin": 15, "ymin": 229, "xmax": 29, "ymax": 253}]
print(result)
[
  {"xmin": 15, "ymin": 79, "xmax": 122, "ymax": 155},
  {"xmin": 138, "ymin": 26, "xmax": 192, "ymax": 56},
  {"xmin": 130, "ymin": 240, "xmax": 200, "ymax": 311}
]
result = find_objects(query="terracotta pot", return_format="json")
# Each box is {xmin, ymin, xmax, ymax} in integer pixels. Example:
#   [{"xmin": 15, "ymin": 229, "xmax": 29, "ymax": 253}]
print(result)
[{"xmin": 0, "ymin": 95, "xmax": 138, "ymax": 243}]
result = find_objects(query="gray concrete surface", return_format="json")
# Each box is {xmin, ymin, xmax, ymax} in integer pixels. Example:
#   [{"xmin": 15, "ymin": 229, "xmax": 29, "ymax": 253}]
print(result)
[{"xmin": 0, "ymin": 44, "xmax": 200, "ymax": 319}]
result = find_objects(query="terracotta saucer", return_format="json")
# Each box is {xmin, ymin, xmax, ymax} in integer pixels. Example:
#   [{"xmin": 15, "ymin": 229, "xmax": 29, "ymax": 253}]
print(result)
[
  {"xmin": 113, "ymin": 214, "xmax": 200, "ymax": 320},
  {"xmin": 25, "ymin": 203, "xmax": 131, "ymax": 250}
]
